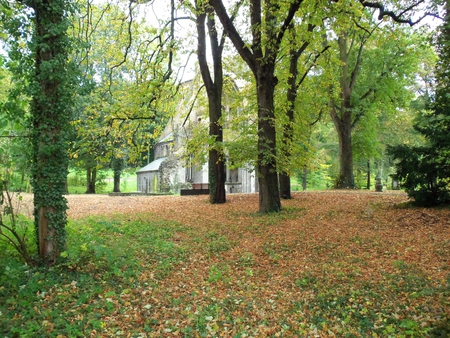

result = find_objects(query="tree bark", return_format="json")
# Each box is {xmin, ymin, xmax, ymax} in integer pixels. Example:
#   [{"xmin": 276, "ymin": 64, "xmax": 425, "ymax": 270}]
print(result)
[
  {"xmin": 86, "ymin": 167, "xmax": 97, "ymax": 194},
  {"xmin": 196, "ymin": 3, "xmax": 226, "ymax": 204},
  {"xmin": 30, "ymin": 0, "xmax": 71, "ymax": 264},
  {"xmin": 113, "ymin": 169, "xmax": 121, "ymax": 193},
  {"xmin": 302, "ymin": 165, "xmax": 307, "ymax": 191},
  {"xmin": 256, "ymin": 66, "xmax": 281, "ymax": 212},
  {"xmin": 279, "ymin": 173, "xmax": 291, "ymax": 199},
  {"xmin": 329, "ymin": 34, "xmax": 357, "ymax": 189},
  {"xmin": 112, "ymin": 157, "xmax": 123, "ymax": 193},
  {"xmin": 335, "ymin": 117, "xmax": 355, "ymax": 188}
]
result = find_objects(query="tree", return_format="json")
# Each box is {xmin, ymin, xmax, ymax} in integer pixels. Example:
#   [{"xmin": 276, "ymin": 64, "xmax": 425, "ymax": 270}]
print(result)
[
  {"xmin": 209, "ymin": 0, "xmax": 428, "ymax": 210},
  {"xmin": 276, "ymin": 17, "xmax": 329, "ymax": 199},
  {"xmin": 389, "ymin": 0, "xmax": 450, "ymax": 206},
  {"xmin": 210, "ymin": 0, "xmax": 310, "ymax": 212},
  {"xmin": 70, "ymin": 1, "xmax": 177, "ymax": 193},
  {"xmin": 326, "ymin": 13, "xmax": 426, "ymax": 188},
  {"xmin": 27, "ymin": 0, "xmax": 75, "ymax": 263},
  {"xmin": 194, "ymin": 0, "xmax": 227, "ymax": 204}
]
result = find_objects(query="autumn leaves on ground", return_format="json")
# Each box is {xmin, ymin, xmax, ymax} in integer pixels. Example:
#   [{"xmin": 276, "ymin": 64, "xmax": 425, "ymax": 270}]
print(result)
[{"xmin": 2, "ymin": 191, "xmax": 450, "ymax": 337}]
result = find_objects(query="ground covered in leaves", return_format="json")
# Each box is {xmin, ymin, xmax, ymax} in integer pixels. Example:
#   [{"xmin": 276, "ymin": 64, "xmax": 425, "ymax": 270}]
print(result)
[{"xmin": 1, "ymin": 191, "xmax": 449, "ymax": 337}]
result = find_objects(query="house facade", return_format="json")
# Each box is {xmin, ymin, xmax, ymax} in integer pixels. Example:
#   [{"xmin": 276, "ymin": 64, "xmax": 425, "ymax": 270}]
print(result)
[{"xmin": 137, "ymin": 82, "xmax": 258, "ymax": 194}]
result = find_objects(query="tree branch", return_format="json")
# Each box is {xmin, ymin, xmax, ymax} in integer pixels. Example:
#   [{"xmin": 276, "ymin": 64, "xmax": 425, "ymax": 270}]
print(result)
[
  {"xmin": 359, "ymin": 0, "xmax": 428, "ymax": 25},
  {"xmin": 210, "ymin": 0, "xmax": 256, "ymax": 74}
]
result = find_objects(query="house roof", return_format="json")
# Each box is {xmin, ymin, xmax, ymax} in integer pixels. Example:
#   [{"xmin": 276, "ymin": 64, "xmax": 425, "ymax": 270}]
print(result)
[
  {"xmin": 159, "ymin": 132, "xmax": 173, "ymax": 143},
  {"xmin": 136, "ymin": 157, "xmax": 168, "ymax": 173}
]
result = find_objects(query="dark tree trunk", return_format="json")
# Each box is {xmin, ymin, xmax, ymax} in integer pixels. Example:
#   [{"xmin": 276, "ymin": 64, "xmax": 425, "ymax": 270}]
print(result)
[
  {"xmin": 209, "ymin": 0, "xmax": 307, "ymax": 212},
  {"xmin": 113, "ymin": 170, "xmax": 121, "ymax": 193},
  {"xmin": 256, "ymin": 66, "xmax": 281, "ymax": 212},
  {"xmin": 208, "ymin": 96, "xmax": 226, "ymax": 203},
  {"xmin": 279, "ymin": 173, "xmax": 291, "ymax": 199},
  {"xmin": 335, "ymin": 117, "xmax": 355, "ymax": 189},
  {"xmin": 196, "ymin": 4, "xmax": 226, "ymax": 204},
  {"xmin": 86, "ymin": 167, "xmax": 96, "ymax": 194},
  {"xmin": 279, "ymin": 27, "xmax": 316, "ymax": 200},
  {"xmin": 367, "ymin": 160, "xmax": 371, "ymax": 190},
  {"xmin": 30, "ymin": 0, "xmax": 71, "ymax": 264}
]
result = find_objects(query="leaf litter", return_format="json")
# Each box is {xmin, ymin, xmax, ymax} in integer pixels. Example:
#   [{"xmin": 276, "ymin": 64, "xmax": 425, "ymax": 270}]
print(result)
[{"xmin": 11, "ymin": 191, "xmax": 450, "ymax": 337}]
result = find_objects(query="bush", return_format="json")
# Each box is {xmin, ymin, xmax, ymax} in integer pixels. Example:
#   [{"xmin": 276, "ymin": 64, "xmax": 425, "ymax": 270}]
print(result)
[{"xmin": 388, "ymin": 144, "xmax": 450, "ymax": 207}]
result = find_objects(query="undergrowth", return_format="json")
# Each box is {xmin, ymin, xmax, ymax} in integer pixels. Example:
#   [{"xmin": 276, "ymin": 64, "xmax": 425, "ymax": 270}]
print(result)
[{"xmin": 0, "ymin": 214, "xmax": 188, "ymax": 337}]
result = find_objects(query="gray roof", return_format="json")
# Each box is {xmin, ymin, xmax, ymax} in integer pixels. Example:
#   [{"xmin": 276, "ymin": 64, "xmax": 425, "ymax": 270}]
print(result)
[
  {"xmin": 136, "ymin": 157, "xmax": 168, "ymax": 173},
  {"xmin": 159, "ymin": 132, "xmax": 173, "ymax": 143}
]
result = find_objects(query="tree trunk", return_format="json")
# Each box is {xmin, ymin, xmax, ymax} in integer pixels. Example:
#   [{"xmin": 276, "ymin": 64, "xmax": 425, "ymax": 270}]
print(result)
[
  {"xmin": 279, "ymin": 47, "xmax": 300, "ymax": 200},
  {"xmin": 335, "ymin": 117, "xmax": 355, "ymax": 189},
  {"xmin": 112, "ymin": 157, "xmax": 123, "ymax": 193},
  {"xmin": 330, "ymin": 34, "xmax": 356, "ymax": 189},
  {"xmin": 196, "ymin": 5, "xmax": 226, "ymax": 204},
  {"xmin": 367, "ymin": 160, "xmax": 371, "ymax": 190},
  {"xmin": 30, "ymin": 0, "xmax": 71, "ymax": 264},
  {"xmin": 86, "ymin": 167, "xmax": 96, "ymax": 194},
  {"xmin": 302, "ymin": 166, "xmax": 307, "ymax": 191},
  {"xmin": 256, "ymin": 67, "xmax": 281, "ymax": 212},
  {"xmin": 208, "ymin": 94, "xmax": 226, "ymax": 204},
  {"xmin": 279, "ymin": 173, "xmax": 291, "ymax": 199},
  {"xmin": 113, "ymin": 169, "xmax": 121, "ymax": 193}
]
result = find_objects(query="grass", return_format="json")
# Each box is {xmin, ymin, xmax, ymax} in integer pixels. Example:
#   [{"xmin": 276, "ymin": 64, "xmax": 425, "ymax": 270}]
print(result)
[
  {"xmin": 1, "ymin": 192, "xmax": 449, "ymax": 337},
  {"xmin": 67, "ymin": 171, "xmax": 137, "ymax": 194}
]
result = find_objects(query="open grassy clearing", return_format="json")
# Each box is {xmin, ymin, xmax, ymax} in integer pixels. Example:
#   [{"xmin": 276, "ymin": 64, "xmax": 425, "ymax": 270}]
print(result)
[{"xmin": 1, "ymin": 191, "xmax": 449, "ymax": 337}]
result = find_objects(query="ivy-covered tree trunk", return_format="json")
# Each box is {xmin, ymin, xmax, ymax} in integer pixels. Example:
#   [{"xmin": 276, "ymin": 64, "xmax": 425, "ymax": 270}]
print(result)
[{"xmin": 29, "ymin": 0, "xmax": 73, "ymax": 264}]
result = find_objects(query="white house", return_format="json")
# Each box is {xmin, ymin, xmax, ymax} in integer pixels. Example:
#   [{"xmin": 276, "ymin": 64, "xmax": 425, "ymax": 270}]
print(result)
[{"xmin": 136, "ymin": 81, "xmax": 258, "ymax": 194}]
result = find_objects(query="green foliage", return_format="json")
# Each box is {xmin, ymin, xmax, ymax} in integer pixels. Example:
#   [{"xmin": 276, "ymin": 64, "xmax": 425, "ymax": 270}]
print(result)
[
  {"xmin": 70, "ymin": 1, "xmax": 177, "ymax": 182},
  {"xmin": 388, "ymin": 144, "xmax": 450, "ymax": 206},
  {"xmin": 389, "ymin": 13, "xmax": 450, "ymax": 207}
]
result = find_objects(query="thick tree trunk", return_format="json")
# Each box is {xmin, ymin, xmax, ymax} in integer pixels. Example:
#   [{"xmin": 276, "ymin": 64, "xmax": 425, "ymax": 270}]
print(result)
[
  {"xmin": 336, "ymin": 122, "xmax": 355, "ymax": 189},
  {"xmin": 279, "ymin": 173, "xmax": 291, "ymax": 199},
  {"xmin": 256, "ymin": 68, "xmax": 281, "ymax": 213},
  {"xmin": 208, "ymin": 95, "xmax": 226, "ymax": 204},
  {"xmin": 330, "ymin": 34, "xmax": 356, "ymax": 189},
  {"xmin": 31, "ymin": 0, "xmax": 70, "ymax": 264},
  {"xmin": 113, "ymin": 170, "xmax": 121, "ymax": 193}
]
